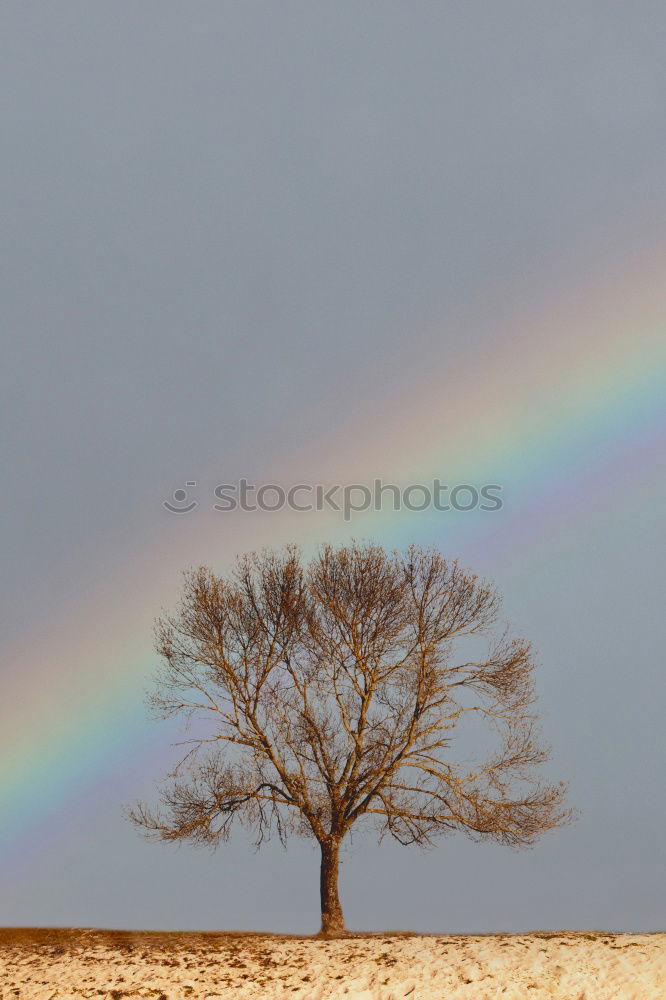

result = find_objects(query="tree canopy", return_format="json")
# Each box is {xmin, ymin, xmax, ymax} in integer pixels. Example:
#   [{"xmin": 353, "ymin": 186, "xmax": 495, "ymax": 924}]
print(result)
[{"xmin": 129, "ymin": 542, "xmax": 571, "ymax": 932}]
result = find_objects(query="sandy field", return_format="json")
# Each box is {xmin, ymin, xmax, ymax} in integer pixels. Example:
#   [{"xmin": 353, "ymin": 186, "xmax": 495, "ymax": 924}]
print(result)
[{"xmin": 0, "ymin": 928, "xmax": 664, "ymax": 1000}]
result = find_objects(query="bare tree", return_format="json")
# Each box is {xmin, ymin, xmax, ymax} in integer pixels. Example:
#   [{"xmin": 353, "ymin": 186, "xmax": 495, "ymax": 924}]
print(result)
[{"xmin": 129, "ymin": 542, "xmax": 571, "ymax": 934}]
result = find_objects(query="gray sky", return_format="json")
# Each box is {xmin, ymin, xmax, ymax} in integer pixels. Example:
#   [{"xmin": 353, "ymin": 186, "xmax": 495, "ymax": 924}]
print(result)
[{"xmin": 1, "ymin": 2, "xmax": 664, "ymax": 932}]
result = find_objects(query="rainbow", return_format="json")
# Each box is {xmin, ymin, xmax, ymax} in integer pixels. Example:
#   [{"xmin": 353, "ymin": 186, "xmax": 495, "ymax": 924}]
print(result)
[{"xmin": 2, "ymin": 249, "xmax": 664, "ymax": 881}]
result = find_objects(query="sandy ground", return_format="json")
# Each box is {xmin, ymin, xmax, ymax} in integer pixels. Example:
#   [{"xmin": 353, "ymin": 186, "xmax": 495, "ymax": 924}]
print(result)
[{"xmin": 0, "ymin": 928, "xmax": 664, "ymax": 999}]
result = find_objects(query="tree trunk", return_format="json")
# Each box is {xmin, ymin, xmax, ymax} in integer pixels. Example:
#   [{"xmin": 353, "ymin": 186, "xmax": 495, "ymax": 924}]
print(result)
[{"xmin": 319, "ymin": 838, "xmax": 345, "ymax": 934}]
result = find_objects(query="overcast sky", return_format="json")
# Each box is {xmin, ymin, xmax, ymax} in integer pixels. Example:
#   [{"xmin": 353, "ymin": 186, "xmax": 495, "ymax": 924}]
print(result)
[{"xmin": 1, "ymin": 2, "xmax": 664, "ymax": 932}]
